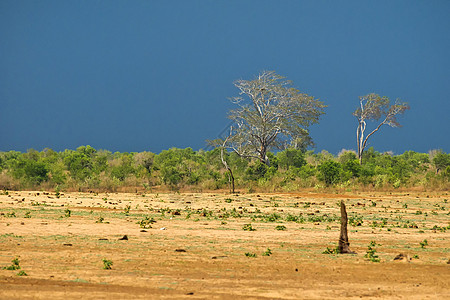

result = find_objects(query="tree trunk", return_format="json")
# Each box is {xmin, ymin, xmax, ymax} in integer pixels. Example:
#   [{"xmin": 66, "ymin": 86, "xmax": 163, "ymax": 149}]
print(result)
[
  {"xmin": 227, "ymin": 167, "xmax": 235, "ymax": 194},
  {"xmin": 259, "ymin": 145, "xmax": 267, "ymax": 165},
  {"xmin": 220, "ymin": 146, "xmax": 235, "ymax": 194},
  {"xmin": 338, "ymin": 201, "xmax": 355, "ymax": 254}
]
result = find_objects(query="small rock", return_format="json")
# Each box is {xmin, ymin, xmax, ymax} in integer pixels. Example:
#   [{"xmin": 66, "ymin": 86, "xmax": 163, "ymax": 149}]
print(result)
[
  {"xmin": 118, "ymin": 235, "xmax": 128, "ymax": 240},
  {"xmin": 175, "ymin": 249, "xmax": 187, "ymax": 252},
  {"xmin": 393, "ymin": 253, "xmax": 411, "ymax": 262},
  {"xmin": 63, "ymin": 243, "xmax": 73, "ymax": 246},
  {"xmin": 160, "ymin": 227, "xmax": 166, "ymax": 230}
]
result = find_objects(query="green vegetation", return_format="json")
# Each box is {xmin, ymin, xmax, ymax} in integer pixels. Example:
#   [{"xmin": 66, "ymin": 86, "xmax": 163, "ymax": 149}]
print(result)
[
  {"xmin": 137, "ymin": 216, "xmax": 156, "ymax": 229},
  {"xmin": 95, "ymin": 216, "xmax": 109, "ymax": 224},
  {"xmin": 275, "ymin": 225, "xmax": 287, "ymax": 231},
  {"xmin": 262, "ymin": 248, "xmax": 272, "ymax": 256},
  {"xmin": 102, "ymin": 258, "xmax": 113, "ymax": 270},
  {"xmin": 365, "ymin": 241, "xmax": 380, "ymax": 262},
  {"xmin": 420, "ymin": 239, "xmax": 428, "ymax": 249},
  {"xmin": 322, "ymin": 245, "xmax": 341, "ymax": 254},
  {"xmin": 242, "ymin": 224, "xmax": 256, "ymax": 231},
  {"xmin": 0, "ymin": 146, "xmax": 448, "ymax": 192},
  {"xmin": 3, "ymin": 257, "xmax": 21, "ymax": 270}
]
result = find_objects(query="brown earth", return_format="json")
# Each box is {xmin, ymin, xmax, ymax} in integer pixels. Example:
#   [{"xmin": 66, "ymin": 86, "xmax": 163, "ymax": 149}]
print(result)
[{"xmin": 0, "ymin": 190, "xmax": 449, "ymax": 299}]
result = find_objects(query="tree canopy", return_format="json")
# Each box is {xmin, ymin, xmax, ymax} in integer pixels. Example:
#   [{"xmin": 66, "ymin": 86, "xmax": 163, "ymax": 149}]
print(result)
[
  {"xmin": 222, "ymin": 71, "xmax": 326, "ymax": 165},
  {"xmin": 353, "ymin": 93, "xmax": 409, "ymax": 164}
]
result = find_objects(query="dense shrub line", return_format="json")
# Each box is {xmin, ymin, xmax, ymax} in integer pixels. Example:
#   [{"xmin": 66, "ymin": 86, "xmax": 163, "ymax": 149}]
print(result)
[{"xmin": 0, "ymin": 146, "xmax": 449, "ymax": 192}]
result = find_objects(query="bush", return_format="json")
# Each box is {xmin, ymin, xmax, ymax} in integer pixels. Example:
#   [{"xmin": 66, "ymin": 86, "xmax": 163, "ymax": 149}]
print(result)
[
  {"xmin": 318, "ymin": 161, "xmax": 342, "ymax": 186},
  {"xmin": 277, "ymin": 148, "xmax": 306, "ymax": 170},
  {"xmin": 433, "ymin": 152, "xmax": 450, "ymax": 173},
  {"xmin": 245, "ymin": 161, "xmax": 268, "ymax": 181},
  {"xmin": 161, "ymin": 166, "xmax": 183, "ymax": 187},
  {"xmin": 110, "ymin": 154, "xmax": 136, "ymax": 181},
  {"xmin": 0, "ymin": 146, "xmax": 448, "ymax": 192},
  {"xmin": 102, "ymin": 258, "xmax": 113, "ymax": 270},
  {"xmin": 342, "ymin": 159, "xmax": 361, "ymax": 178},
  {"xmin": 10, "ymin": 157, "xmax": 49, "ymax": 186}
]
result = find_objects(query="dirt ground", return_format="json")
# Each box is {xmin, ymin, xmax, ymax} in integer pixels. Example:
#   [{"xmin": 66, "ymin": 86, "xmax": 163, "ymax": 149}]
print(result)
[{"xmin": 0, "ymin": 190, "xmax": 449, "ymax": 299}]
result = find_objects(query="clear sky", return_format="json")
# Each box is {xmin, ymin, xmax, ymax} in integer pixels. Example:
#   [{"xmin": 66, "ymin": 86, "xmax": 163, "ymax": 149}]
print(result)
[{"xmin": 1, "ymin": 1, "xmax": 449, "ymax": 155}]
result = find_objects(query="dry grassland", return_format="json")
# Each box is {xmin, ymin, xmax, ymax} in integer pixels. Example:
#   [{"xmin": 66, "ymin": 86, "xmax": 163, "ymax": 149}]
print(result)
[{"xmin": 1, "ymin": 190, "xmax": 449, "ymax": 299}]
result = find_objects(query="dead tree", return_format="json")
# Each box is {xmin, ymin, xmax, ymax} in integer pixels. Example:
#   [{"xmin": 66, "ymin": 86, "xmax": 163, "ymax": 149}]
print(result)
[
  {"xmin": 353, "ymin": 93, "xmax": 409, "ymax": 164},
  {"xmin": 220, "ymin": 130, "xmax": 235, "ymax": 194},
  {"xmin": 338, "ymin": 201, "xmax": 355, "ymax": 254}
]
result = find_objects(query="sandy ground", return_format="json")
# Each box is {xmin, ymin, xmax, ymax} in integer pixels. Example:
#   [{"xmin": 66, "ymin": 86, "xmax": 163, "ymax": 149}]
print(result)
[{"xmin": 0, "ymin": 190, "xmax": 449, "ymax": 299}]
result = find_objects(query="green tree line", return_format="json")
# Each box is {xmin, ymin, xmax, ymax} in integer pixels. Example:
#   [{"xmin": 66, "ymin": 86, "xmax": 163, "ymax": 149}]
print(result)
[{"xmin": 0, "ymin": 146, "xmax": 449, "ymax": 192}]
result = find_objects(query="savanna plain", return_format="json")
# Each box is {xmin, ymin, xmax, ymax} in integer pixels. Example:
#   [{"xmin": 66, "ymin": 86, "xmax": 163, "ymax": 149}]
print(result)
[{"xmin": 1, "ymin": 190, "xmax": 449, "ymax": 299}]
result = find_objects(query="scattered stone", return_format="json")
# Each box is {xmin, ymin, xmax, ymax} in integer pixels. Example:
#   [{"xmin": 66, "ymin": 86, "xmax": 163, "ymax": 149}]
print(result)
[
  {"xmin": 211, "ymin": 256, "xmax": 227, "ymax": 259},
  {"xmin": 175, "ymin": 249, "xmax": 187, "ymax": 252},
  {"xmin": 99, "ymin": 238, "xmax": 108, "ymax": 241},
  {"xmin": 140, "ymin": 230, "xmax": 147, "ymax": 232},
  {"xmin": 63, "ymin": 243, "xmax": 73, "ymax": 246},
  {"xmin": 186, "ymin": 292, "xmax": 194, "ymax": 295},
  {"xmin": 118, "ymin": 235, "xmax": 128, "ymax": 240},
  {"xmin": 393, "ymin": 253, "xmax": 411, "ymax": 262},
  {"xmin": 160, "ymin": 227, "xmax": 166, "ymax": 230}
]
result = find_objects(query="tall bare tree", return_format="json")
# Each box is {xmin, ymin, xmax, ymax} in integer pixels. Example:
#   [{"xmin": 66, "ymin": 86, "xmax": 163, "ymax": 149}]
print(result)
[
  {"xmin": 221, "ymin": 71, "xmax": 325, "ymax": 165},
  {"xmin": 353, "ymin": 93, "xmax": 409, "ymax": 164}
]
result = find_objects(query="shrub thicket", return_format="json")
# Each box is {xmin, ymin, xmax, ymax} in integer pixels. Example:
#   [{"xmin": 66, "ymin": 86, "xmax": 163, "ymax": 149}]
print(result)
[{"xmin": 0, "ymin": 146, "xmax": 448, "ymax": 192}]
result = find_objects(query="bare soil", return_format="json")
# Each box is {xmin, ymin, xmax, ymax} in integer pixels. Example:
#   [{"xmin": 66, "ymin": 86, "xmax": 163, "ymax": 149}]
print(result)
[{"xmin": 1, "ymin": 190, "xmax": 449, "ymax": 299}]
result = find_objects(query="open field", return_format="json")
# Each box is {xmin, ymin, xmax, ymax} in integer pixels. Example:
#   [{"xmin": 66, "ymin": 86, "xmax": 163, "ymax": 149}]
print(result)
[{"xmin": 0, "ymin": 190, "xmax": 449, "ymax": 299}]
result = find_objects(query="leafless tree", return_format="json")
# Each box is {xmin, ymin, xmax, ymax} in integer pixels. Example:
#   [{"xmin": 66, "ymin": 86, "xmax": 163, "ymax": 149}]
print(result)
[
  {"xmin": 353, "ymin": 93, "xmax": 409, "ymax": 164},
  {"xmin": 220, "ymin": 128, "xmax": 235, "ymax": 193},
  {"xmin": 223, "ymin": 71, "xmax": 325, "ymax": 165}
]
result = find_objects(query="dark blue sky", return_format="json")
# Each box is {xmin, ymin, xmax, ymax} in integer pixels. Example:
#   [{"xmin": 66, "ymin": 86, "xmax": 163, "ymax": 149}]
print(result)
[{"xmin": 1, "ymin": 1, "xmax": 449, "ymax": 154}]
